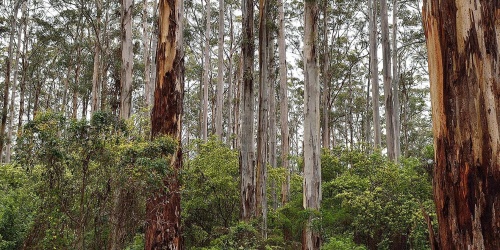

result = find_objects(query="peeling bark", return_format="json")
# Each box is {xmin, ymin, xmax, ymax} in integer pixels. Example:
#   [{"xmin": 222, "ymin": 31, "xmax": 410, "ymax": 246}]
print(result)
[
  {"xmin": 146, "ymin": 0, "xmax": 184, "ymax": 248},
  {"xmin": 423, "ymin": 0, "xmax": 500, "ymax": 249}
]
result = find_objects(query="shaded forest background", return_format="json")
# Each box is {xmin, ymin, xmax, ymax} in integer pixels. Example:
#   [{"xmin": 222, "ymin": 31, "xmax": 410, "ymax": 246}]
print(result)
[{"xmin": 0, "ymin": 0, "xmax": 435, "ymax": 249}]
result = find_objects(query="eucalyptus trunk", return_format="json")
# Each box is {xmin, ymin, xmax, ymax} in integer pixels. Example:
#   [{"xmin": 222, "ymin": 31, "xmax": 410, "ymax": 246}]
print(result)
[
  {"xmin": 120, "ymin": 0, "xmax": 134, "ymax": 120},
  {"xmin": 369, "ymin": 0, "xmax": 381, "ymax": 148},
  {"xmin": 423, "ymin": 0, "xmax": 500, "ymax": 248},
  {"xmin": 215, "ymin": 0, "xmax": 224, "ymax": 140},
  {"xmin": 392, "ymin": 0, "xmax": 400, "ymax": 161},
  {"xmin": 302, "ymin": 0, "xmax": 321, "ymax": 248},
  {"xmin": 278, "ymin": 0, "xmax": 290, "ymax": 206},
  {"xmin": 240, "ymin": 0, "xmax": 256, "ymax": 221},
  {"xmin": 145, "ymin": 0, "xmax": 184, "ymax": 248},
  {"xmin": 256, "ymin": 0, "xmax": 269, "ymax": 237},
  {"xmin": 380, "ymin": 0, "xmax": 394, "ymax": 159},
  {"xmin": 202, "ymin": 0, "xmax": 211, "ymax": 141}
]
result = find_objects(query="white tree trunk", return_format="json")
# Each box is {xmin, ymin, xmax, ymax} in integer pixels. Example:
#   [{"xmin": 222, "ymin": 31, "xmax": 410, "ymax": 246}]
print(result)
[
  {"xmin": 202, "ymin": 0, "xmax": 211, "ymax": 141},
  {"xmin": 369, "ymin": 0, "xmax": 381, "ymax": 148},
  {"xmin": 303, "ymin": 0, "xmax": 321, "ymax": 248},
  {"xmin": 380, "ymin": 0, "xmax": 394, "ymax": 160},
  {"xmin": 215, "ymin": 0, "xmax": 224, "ymax": 140},
  {"xmin": 392, "ymin": 0, "xmax": 400, "ymax": 161},
  {"xmin": 120, "ymin": 0, "xmax": 134, "ymax": 120},
  {"xmin": 278, "ymin": 0, "xmax": 290, "ymax": 206}
]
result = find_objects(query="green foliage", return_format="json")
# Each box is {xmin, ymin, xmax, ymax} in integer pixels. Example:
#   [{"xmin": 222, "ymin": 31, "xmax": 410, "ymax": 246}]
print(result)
[
  {"xmin": 0, "ymin": 164, "xmax": 38, "ymax": 250},
  {"xmin": 10, "ymin": 111, "xmax": 176, "ymax": 249},
  {"xmin": 321, "ymin": 236, "xmax": 366, "ymax": 250},
  {"xmin": 182, "ymin": 137, "xmax": 240, "ymax": 248},
  {"xmin": 320, "ymin": 147, "xmax": 434, "ymax": 249}
]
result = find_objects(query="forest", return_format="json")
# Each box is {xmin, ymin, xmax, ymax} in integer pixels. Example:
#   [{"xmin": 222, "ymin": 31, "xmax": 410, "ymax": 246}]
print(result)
[{"xmin": 1, "ymin": 0, "xmax": 499, "ymax": 249}]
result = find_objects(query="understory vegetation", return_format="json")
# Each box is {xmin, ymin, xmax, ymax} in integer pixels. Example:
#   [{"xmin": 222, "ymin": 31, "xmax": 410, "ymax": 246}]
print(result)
[{"xmin": 1, "ymin": 112, "xmax": 435, "ymax": 250}]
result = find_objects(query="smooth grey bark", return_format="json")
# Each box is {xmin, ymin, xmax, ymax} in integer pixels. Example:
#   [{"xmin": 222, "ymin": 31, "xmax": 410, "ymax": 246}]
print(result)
[
  {"xmin": 91, "ymin": 0, "xmax": 102, "ymax": 115},
  {"xmin": 143, "ymin": 0, "xmax": 152, "ymax": 107},
  {"xmin": 369, "ymin": 0, "xmax": 381, "ymax": 148},
  {"xmin": 278, "ymin": 0, "xmax": 290, "ymax": 206},
  {"xmin": 303, "ymin": 0, "xmax": 321, "ymax": 248},
  {"xmin": 120, "ymin": 0, "xmax": 134, "ymax": 120},
  {"xmin": 392, "ymin": 0, "xmax": 400, "ymax": 161},
  {"xmin": 380, "ymin": 0, "xmax": 395, "ymax": 160},
  {"xmin": 202, "ymin": 0, "xmax": 211, "ymax": 141},
  {"xmin": 215, "ymin": 0, "xmax": 224, "ymax": 140}
]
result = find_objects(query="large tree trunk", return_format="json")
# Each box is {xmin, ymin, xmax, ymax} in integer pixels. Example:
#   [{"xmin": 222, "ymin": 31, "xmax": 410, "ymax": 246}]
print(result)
[
  {"xmin": 120, "ymin": 0, "xmax": 134, "ymax": 120},
  {"xmin": 380, "ymin": 0, "xmax": 394, "ymax": 159},
  {"xmin": 302, "ymin": 0, "xmax": 321, "ymax": 249},
  {"xmin": 240, "ymin": 0, "xmax": 256, "ymax": 221},
  {"xmin": 91, "ymin": 0, "xmax": 102, "ymax": 115},
  {"xmin": 1, "ymin": 1, "xmax": 20, "ymax": 162},
  {"xmin": 202, "ymin": 0, "xmax": 211, "ymax": 141},
  {"xmin": 145, "ymin": 0, "xmax": 184, "ymax": 248},
  {"xmin": 321, "ymin": 0, "xmax": 330, "ymax": 150},
  {"xmin": 215, "ymin": 0, "xmax": 224, "ymax": 140},
  {"xmin": 6, "ymin": 1, "xmax": 24, "ymax": 163},
  {"xmin": 256, "ymin": 0, "xmax": 269, "ymax": 238},
  {"xmin": 227, "ymin": 7, "xmax": 235, "ymax": 147},
  {"xmin": 392, "ymin": 0, "xmax": 400, "ymax": 161},
  {"xmin": 143, "ymin": 0, "xmax": 152, "ymax": 107},
  {"xmin": 278, "ymin": 0, "xmax": 290, "ymax": 205},
  {"xmin": 268, "ymin": 33, "xmax": 277, "ymax": 210},
  {"xmin": 369, "ymin": 0, "xmax": 381, "ymax": 148},
  {"xmin": 423, "ymin": 0, "xmax": 500, "ymax": 249}
]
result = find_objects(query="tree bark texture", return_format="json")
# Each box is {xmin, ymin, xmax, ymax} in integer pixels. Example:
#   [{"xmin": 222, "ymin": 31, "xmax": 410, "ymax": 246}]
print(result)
[
  {"xmin": 392, "ymin": 0, "xmax": 400, "ymax": 161},
  {"xmin": 256, "ymin": 0, "xmax": 269, "ymax": 238},
  {"xmin": 321, "ymin": 2, "xmax": 331, "ymax": 150},
  {"xmin": 91, "ymin": 0, "xmax": 102, "ymax": 115},
  {"xmin": 380, "ymin": 0, "xmax": 395, "ymax": 160},
  {"xmin": 240, "ymin": 0, "xmax": 256, "ymax": 221},
  {"xmin": 302, "ymin": 0, "xmax": 321, "ymax": 249},
  {"xmin": 146, "ymin": 0, "xmax": 184, "ymax": 248},
  {"xmin": 369, "ymin": 0, "xmax": 381, "ymax": 148},
  {"xmin": 120, "ymin": 0, "xmax": 134, "ymax": 120},
  {"xmin": 202, "ymin": 0, "xmax": 211, "ymax": 141},
  {"xmin": 423, "ymin": 0, "xmax": 500, "ymax": 249},
  {"xmin": 215, "ymin": 0, "xmax": 224, "ymax": 140},
  {"xmin": 278, "ymin": 0, "xmax": 290, "ymax": 205},
  {"xmin": 143, "ymin": 0, "xmax": 152, "ymax": 107}
]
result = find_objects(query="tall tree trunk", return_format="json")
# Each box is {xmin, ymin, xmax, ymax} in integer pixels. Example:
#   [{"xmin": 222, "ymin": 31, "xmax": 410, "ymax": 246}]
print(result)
[
  {"xmin": 150, "ymin": 0, "xmax": 158, "ymax": 99},
  {"xmin": 423, "ymin": 0, "xmax": 500, "ymax": 249},
  {"xmin": 202, "ymin": 0, "xmax": 211, "ymax": 141},
  {"xmin": 278, "ymin": 0, "xmax": 290, "ymax": 205},
  {"xmin": 321, "ymin": 0, "xmax": 330, "ymax": 150},
  {"xmin": 145, "ymin": 0, "xmax": 184, "ymax": 248},
  {"xmin": 240, "ymin": 0, "xmax": 256, "ymax": 221},
  {"xmin": 380, "ymin": 0, "xmax": 394, "ymax": 160},
  {"xmin": 369, "ymin": 0, "xmax": 381, "ymax": 148},
  {"xmin": 256, "ymin": 0, "xmax": 269, "ymax": 237},
  {"xmin": 91, "ymin": 0, "xmax": 102, "ymax": 115},
  {"xmin": 17, "ymin": 1, "xmax": 28, "ymax": 132},
  {"xmin": 215, "ymin": 0, "xmax": 224, "ymax": 140},
  {"xmin": 227, "ymin": 6, "xmax": 235, "ymax": 147},
  {"xmin": 268, "ymin": 35, "xmax": 277, "ymax": 210},
  {"xmin": 6, "ymin": 1, "xmax": 25, "ymax": 163},
  {"xmin": 303, "ymin": 0, "xmax": 321, "ymax": 249},
  {"xmin": 120, "ymin": 0, "xmax": 134, "ymax": 120},
  {"xmin": 1, "ymin": 1, "xmax": 20, "ymax": 162},
  {"xmin": 392, "ymin": 0, "xmax": 400, "ymax": 161},
  {"xmin": 143, "ymin": 0, "xmax": 152, "ymax": 107}
]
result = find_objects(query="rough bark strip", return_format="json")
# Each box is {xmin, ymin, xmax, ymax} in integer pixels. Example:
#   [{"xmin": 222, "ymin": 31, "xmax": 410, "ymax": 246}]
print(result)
[
  {"xmin": 423, "ymin": 0, "xmax": 500, "ymax": 249},
  {"xmin": 240, "ymin": 0, "xmax": 256, "ymax": 221},
  {"xmin": 146, "ymin": 0, "xmax": 184, "ymax": 248}
]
